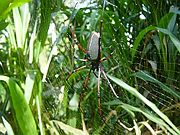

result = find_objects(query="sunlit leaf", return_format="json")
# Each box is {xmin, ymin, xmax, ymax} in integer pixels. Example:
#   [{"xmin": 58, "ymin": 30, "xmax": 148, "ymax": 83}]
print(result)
[
  {"xmin": 52, "ymin": 120, "xmax": 89, "ymax": 135},
  {"xmin": 2, "ymin": 116, "xmax": 14, "ymax": 135}
]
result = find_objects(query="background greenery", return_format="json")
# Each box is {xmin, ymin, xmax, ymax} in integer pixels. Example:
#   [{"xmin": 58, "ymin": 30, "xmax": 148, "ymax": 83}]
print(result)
[{"xmin": 0, "ymin": 0, "xmax": 180, "ymax": 134}]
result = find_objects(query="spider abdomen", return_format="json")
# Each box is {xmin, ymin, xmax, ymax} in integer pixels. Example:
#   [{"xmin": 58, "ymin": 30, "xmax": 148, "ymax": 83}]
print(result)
[{"xmin": 87, "ymin": 32, "xmax": 100, "ymax": 60}]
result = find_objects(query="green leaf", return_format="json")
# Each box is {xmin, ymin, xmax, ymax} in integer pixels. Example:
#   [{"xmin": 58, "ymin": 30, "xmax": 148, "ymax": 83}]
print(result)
[
  {"xmin": 158, "ymin": 12, "xmax": 174, "ymax": 28},
  {"xmin": 0, "ymin": 76, "xmax": 38, "ymax": 135},
  {"xmin": 0, "ymin": 0, "xmax": 11, "ymax": 12},
  {"xmin": 37, "ymin": 0, "xmax": 51, "ymax": 46}
]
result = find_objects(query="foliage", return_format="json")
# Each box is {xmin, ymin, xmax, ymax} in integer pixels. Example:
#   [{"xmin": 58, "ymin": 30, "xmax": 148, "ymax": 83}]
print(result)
[{"xmin": 0, "ymin": 0, "xmax": 180, "ymax": 135}]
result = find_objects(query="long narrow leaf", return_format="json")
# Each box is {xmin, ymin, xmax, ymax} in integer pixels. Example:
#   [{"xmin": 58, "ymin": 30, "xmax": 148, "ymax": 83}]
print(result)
[
  {"xmin": 133, "ymin": 71, "xmax": 180, "ymax": 99},
  {"xmin": 0, "ymin": 76, "xmax": 38, "ymax": 135}
]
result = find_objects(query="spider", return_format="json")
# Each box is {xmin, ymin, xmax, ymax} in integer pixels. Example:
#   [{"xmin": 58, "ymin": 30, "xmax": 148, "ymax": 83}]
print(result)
[{"xmin": 68, "ymin": 20, "xmax": 119, "ymax": 116}]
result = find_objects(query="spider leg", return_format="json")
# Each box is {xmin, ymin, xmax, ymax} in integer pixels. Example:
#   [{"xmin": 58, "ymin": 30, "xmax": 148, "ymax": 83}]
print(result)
[
  {"xmin": 83, "ymin": 68, "xmax": 92, "ymax": 87},
  {"xmin": 74, "ymin": 56, "xmax": 88, "ymax": 62},
  {"xmin": 97, "ymin": 65, "xmax": 102, "ymax": 116},
  {"xmin": 100, "ymin": 51, "xmax": 114, "ymax": 62},
  {"xmin": 67, "ymin": 65, "xmax": 87, "ymax": 80},
  {"xmin": 101, "ymin": 66, "xmax": 119, "ymax": 98},
  {"xmin": 99, "ymin": 20, "xmax": 103, "ymax": 40},
  {"xmin": 70, "ymin": 26, "xmax": 87, "ymax": 53},
  {"xmin": 93, "ymin": 70, "xmax": 98, "ymax": 78}
]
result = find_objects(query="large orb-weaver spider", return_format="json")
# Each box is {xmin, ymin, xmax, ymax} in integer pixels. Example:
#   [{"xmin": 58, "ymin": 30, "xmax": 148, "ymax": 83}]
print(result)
[{"xmin": 68, "ymin": 20, "xmax": 119, "ymax": 116}]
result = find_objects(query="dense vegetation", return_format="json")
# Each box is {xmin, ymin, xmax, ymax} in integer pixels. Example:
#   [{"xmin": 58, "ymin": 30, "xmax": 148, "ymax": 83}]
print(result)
[{"xmin": 0, "ymin": 0, "xmax": 180, "ymax": 134}]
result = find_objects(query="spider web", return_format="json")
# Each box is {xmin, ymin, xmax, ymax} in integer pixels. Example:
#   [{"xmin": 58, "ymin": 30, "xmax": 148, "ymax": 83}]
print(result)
[
  {"xmin": 131, "ymin": 49, "xmax": 180, "ymax": 107},
  {"xmin": 97, "ymin": 49, "xmax": 180, "ymax": 134},
  {"xmin": 87, "ymin": 3, "xmax": 180, "ymax": 134},
  {"xmin": 43, "ymin": 0, "xmax": 180, "ymax": 134}
]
